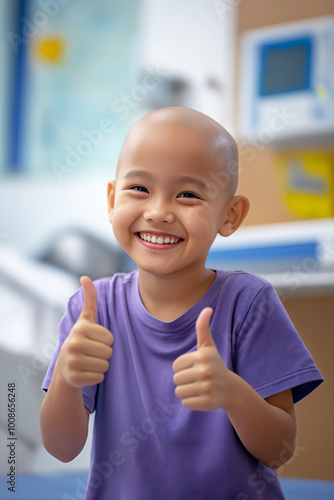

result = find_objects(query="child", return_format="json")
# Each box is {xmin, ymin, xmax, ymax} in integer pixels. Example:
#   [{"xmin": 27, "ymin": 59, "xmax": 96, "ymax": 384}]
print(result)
[{"xmin": 40, "ymin": 107, "xmax": 323, "ymax": 499}]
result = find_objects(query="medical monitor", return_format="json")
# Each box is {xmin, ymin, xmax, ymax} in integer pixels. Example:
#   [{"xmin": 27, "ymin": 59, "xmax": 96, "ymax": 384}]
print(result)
[{"xmin": 238, "ymin": 17, "xmax": 334, "ymax": 147}]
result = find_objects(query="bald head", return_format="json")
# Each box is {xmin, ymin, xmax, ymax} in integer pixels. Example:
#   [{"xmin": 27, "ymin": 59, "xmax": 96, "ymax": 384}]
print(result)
[{"xmin": 116, "ymin": 106, "xmax": 239, "ymax": 195}]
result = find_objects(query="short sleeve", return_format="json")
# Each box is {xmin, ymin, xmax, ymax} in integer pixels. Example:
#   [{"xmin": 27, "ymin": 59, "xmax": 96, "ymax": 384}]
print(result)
[
  {"xmin": 233, "ymin": 283, "xmax": 324, "ymax": 403},
  {"xmin": 41, "ymin": 288, "xmax": 98, "ymax": 414}
]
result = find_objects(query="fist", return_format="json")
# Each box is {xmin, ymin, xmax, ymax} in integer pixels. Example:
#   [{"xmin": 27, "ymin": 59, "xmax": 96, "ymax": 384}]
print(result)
[
  {"xmin": 58, "ymin": 276, "xmax": 114, "ymax": 388},
  {"xmin": 173, "ymin": 308, "xmax": 233, "ymax": 411}
]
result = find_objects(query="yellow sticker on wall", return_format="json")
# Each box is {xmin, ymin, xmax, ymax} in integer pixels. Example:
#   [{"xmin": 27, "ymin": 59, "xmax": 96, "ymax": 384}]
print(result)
[
  {"xmin": 277, "ymin": 152, "xmax": 334, "ymax": 218},
  {"xmin": 31, "ymin": 37, "xmax": 65, "ymax": 63}
]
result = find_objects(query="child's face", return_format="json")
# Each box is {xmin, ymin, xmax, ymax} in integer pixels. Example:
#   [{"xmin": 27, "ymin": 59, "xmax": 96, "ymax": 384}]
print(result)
[{"xmin": 108, "ymin": 114, "xmax": 240, "ymax": 278}]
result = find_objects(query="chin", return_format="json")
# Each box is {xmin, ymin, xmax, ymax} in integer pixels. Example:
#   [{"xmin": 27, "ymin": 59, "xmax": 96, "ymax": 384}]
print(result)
[{"xmin": 137, "ymin": 263, "xmax": 178, "ymax": 277}]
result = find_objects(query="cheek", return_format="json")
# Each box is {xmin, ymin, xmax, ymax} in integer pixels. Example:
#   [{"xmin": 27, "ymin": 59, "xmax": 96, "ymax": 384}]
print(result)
[
  {"xmin": 185, "ymin": 209, "xmax": 215, "ymax": 238},
  {"xmin": 184, "ymin": 209, "xmax": 222, "ymax": 250},
  {"xmin": 111, "ymin": 204, "xmax": 134, "ymax": 242}
]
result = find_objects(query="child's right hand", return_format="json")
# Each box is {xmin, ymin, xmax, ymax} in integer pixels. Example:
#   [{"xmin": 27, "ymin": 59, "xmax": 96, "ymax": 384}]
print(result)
[{"xmin": 58, "ymin": 276, "xmax": 114, "ymax": 388}]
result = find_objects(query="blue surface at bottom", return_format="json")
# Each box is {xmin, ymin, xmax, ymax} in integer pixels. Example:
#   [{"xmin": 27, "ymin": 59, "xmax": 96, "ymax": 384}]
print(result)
[
  {"xmin": 280, "ymin": 477, "xmax": 334, "ymax": 500},
  {"xmin": 0, "ymin": 472, "xmax": 88, "ymax": 500},
  {"xmin": 1, "ymin": 473, "xmax": 334, "ymax": 499}
]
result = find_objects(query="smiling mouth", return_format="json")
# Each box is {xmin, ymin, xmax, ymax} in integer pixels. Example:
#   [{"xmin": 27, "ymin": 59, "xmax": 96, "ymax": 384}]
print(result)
[{"xmin": 137, "ymin": 232, "xmax": 182, "ymax": 245}]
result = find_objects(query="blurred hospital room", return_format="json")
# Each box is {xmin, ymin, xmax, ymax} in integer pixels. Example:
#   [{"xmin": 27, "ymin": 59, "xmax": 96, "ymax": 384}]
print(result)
[{"xmin": 0, "ymin": 0, "xmax": 333, "ymax": 498}]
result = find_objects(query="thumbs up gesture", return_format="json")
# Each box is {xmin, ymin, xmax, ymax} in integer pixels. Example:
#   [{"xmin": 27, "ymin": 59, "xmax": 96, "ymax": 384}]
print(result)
[
  {"xmin": 58, "ymin": 276, "xmax": 114, "ymax": 388},
  {"xmin": 173, "ymin": 308, "xmax": 233, "ymax": 411}
]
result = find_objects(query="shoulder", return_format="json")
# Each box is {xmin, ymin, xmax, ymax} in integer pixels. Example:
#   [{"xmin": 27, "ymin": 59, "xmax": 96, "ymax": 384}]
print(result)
[
  {"xmin": 220, "ymin": 269, "xmax": 269, "ymax": 285},
  {"xmin": 217, "ymin": 269, "xmax": 274, "ymax": 296},
  {"xmin": 214, "ymin": 270, "xmax": 282, "ymax": 317}
]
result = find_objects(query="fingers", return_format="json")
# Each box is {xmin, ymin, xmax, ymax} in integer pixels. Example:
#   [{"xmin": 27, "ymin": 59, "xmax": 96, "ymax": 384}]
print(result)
[
  {"xmin": 62, "ymin": 334, "xmax": 113, "ymax": 388},
  {"xmin": 77, "ymin": 277, "xmax": 113, "ymax": 346},
  {"xmin": 84, "ymin": 323, "xmax": 114, "ymax": 347},
  {"xmin": 67, "ymin": 370, "xmax": 106, "ymax": 387},
  {"xmin": 174, "ymin": 378, "xmax": 215, "ymax": 412},
  {"xmin": 172, "ymin": 308, "xmax": 230, "ymax": 411},
  {"xmin": 172, "ymin": 307, "xmax": 215, "ymax": 374},
  {"xmin": 196, "ymin": 307, "xmax": 214, "ymax": 349},
  {"xmin": 172, "ymin": 351, "xmax": 197, "ymax": 373},
  {"xmin": 70, "ymin": 353, "xmax": 111, "ymax": 375},
  {"xmin": 67, "ymin": 323, "xmax": 113, "ymax": 363},
  {"xmin": 79, "ymin": 276, "xmax": 97, "ymax": 323},
  {"xmin": 173, "ymin": 365, "xmax": 198, "ymax": 386},
  {"xmin": 80, "ymin": 336, "xmax": 113, "ymax": 359},
  {"xmin": 60, "ymin": 278, "xmax": 114, "ymax": 388},
  {"xmin": 174, "ymin": 383, "xmax": 203, "ymax": 402}
]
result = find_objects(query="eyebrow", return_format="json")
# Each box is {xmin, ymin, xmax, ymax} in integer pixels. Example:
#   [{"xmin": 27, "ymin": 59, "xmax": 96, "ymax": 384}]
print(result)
[
  {"xmin": 122, "ymin": 169, "xmax": 151, "ymax": 180},
  {"xmin": 178, "ymin": 175, "xmax": 209, "ymax": 191},
  {"xmin": 122, "ymin": 169, "xmax": 209, "ymax": 191}
]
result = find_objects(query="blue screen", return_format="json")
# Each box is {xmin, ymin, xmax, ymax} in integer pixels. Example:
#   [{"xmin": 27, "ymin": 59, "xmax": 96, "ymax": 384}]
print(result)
[{"xmin": 259, "ymin": 37, "xmax": 312, "ymax": 96}]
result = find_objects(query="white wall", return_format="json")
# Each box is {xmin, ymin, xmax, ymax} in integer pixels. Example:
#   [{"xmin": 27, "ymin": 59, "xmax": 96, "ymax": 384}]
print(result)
[
  {"xmin": 138, "ymin": 0, "xmax": 237, "ymax": 132},
  {"xmin": 0, "ymin": 173, "xmax": 116, "ymax": 254}
]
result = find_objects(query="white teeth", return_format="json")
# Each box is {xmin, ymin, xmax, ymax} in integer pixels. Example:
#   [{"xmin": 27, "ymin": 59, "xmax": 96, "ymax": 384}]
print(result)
[{"xmin": 139, "ymin": 233, "xmax": 180, "ymax": 245}]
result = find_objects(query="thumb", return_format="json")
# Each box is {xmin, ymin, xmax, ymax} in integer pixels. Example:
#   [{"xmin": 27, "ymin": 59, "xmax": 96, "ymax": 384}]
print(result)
[
  {"xmin": 79, "ymin": 276, "xmax": 97, "ymax": 324},
  {"xmin": 196, "ymin": 307, "xmax": 215, "ymax": 349}
]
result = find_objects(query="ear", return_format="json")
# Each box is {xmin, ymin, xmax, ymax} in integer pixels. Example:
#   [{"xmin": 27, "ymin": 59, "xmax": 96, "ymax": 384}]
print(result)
[
  {"xmin": 218, "ymin": 195, "xmax": 250, "ymax": 237},
  {"xmin": 107, "ymin": 181, "xmax": 116, "ymax": 224}
]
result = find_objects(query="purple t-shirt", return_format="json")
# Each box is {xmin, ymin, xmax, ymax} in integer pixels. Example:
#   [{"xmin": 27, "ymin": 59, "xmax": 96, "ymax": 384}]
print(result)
[{"xmin": 42, "ymin": 270, "xmax": 323, "ymax": 499}]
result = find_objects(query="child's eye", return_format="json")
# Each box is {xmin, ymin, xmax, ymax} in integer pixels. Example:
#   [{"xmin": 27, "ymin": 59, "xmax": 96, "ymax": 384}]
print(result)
[
  {"xmin": 178, "ymin": 192, "xmax": 201, "ymax": 199},
  {"xmin": 129, "ymin": 185, "xmax": 149, "ymax": 193}
]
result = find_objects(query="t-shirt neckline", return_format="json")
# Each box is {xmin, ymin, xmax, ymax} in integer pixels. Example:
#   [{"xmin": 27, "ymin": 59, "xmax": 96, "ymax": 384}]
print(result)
[{"xmin": 131, "ymin": 269, "xmax": 226, "ymax": 334}]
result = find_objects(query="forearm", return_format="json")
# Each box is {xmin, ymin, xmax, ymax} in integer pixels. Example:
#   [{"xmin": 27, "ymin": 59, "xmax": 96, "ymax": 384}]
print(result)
[
  {"xmin": 225, "ymin": 374, "xmax": 296, "ymax": 468},
  {"xmin": 40, "ymin": 361, "xmax": 89, "ymax": 462}
]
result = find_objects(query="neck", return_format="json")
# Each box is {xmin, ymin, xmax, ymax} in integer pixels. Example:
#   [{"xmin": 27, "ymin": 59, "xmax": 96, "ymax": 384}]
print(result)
[{"xmin": 138, "ymin": 266, "xmax": 216, "ymax": 321}]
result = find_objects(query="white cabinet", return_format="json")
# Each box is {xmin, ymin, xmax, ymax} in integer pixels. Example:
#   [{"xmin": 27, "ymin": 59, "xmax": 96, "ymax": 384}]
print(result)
[{"xmin": 208, "ymin": 218, "xmax": 334, "ymax": 295}]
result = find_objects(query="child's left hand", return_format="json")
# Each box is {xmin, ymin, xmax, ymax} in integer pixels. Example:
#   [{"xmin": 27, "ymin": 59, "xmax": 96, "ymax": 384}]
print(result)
[{"xmin": 173, "ymin": 307, "xmax": 235, "ymax": 411}]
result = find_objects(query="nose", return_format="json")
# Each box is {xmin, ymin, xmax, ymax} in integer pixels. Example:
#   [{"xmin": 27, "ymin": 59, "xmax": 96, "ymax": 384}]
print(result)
[{"xmin": 143, "ymin": 197, "xmax": 175, "ymax": 224}]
